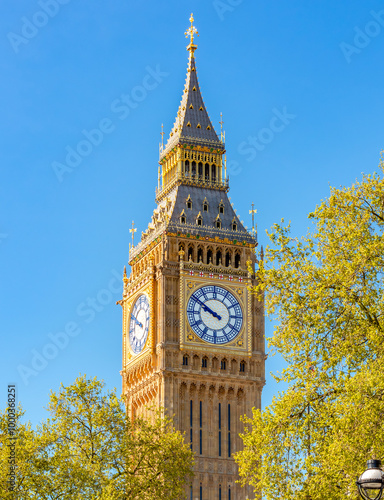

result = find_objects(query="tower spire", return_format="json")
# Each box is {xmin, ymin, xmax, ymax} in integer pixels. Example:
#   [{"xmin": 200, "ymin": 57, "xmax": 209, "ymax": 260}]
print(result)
[{"xmin": 160, "ymin": 14, "xmax": 223, "ymax": 160}]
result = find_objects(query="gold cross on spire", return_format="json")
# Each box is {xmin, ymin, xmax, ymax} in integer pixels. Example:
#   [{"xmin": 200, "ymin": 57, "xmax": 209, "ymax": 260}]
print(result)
[
  {"xmin": 160, "ymin": 123, "xmax": 164, "ymax": 149},
  {"xmin": 185, "ymin": 13, "xmax": 198, "ymax": 52},
  {"xmin": 130, "ymin": 221, "xmax": 137, "ymax": 247},
  {"xmin": 219, "ymin": 112, "xmax": 225, "ymax": 143},
  {"xmin": 249, "ymin": 203, "xmax": 257, "ymax": 235}
]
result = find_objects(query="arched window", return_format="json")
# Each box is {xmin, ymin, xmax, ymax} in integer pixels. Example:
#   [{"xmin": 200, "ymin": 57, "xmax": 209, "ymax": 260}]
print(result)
[
  {"xmin": 216, "ymin": 250, "xmax": 222, "ymax": 266},
  {"xmin": 183, "ymin": 355, "xmax": 189, "ymax": 366},
  {"xmin": 240, "ymin": 361, "xmax": 246, "ymax": 373},
  {"xmin": 234, "ymin": 253, "xmax": 241, "ymax": 268},
  {"xmin": 205, "ymin": 163, "xmax": 209, "ymax": 180},
  {"xmin": 197, "ymin": 247, "xmax": 203, "ymax": 262},
  {"xmin": 211, "ymin": 164, "xmax": 216, "ymax": 182},
  {"xmin": 188, "ymin": 246, "xmax": 194, "ymax": 262},
  {"xmin": 202, "ymin": 357, "xmax": 208, "ymax": 369},
  {"xmin": 207, "ymin": 249, "xmax": 213, "ymax": 264},
  {"xmin": 185, "ymin": 160, "xmax": 190, "ymax": 176},
  {"xmin": 191, "ymin": 161, "xmax": 196, "ymax": 177},
  {"xmin": 225, "ymin": 251, "xmax": 231, "ymax": 267},
  {"xmin": 186, "ymin": 195, "xmax": 192, "ymax": 210},
  {"xmin": 198, "ymin": 162, "xmax": 203, "ymax": 179},
  {"xmin": 196, "ymin": 213, "xmax": 203, "ymax": 227}
]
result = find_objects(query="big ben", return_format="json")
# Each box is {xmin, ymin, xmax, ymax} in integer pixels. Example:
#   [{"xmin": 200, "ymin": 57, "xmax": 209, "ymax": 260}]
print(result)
[{"xmin": 119, "ymin": 15, "xmax": 265, "ymax": 500}]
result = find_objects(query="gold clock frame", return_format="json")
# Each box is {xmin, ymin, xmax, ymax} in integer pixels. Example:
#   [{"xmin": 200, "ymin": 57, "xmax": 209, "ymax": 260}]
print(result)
[
  {"xmin": 123, "ymin": 282, "xmax": 154, "ymax": 365},
  {"xmin": 179, "ymin": 269, "xmax": 252, "ymax": 356}
]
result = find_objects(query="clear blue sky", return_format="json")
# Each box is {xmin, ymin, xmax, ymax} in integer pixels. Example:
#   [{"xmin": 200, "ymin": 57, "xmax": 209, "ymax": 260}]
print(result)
[{"xmin": 1, "ymin": 0, "xmax": 383, "ymax": 427}]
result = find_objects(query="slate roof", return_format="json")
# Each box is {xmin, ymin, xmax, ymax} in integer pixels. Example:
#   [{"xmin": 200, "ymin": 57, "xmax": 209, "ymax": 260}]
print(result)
[{"xmin": 161, "ymin": 52, "xmax": 224, "ymax": 158}]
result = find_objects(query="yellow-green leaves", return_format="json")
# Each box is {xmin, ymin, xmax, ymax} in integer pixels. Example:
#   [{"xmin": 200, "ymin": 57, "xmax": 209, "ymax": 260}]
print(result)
[
  {"xmin": 0, "ymin": 376, "xmax": 193, "ymax": 499},
  {"xmin": 236, "ymin": 161, "xmax": 384, "ymax": 499}
]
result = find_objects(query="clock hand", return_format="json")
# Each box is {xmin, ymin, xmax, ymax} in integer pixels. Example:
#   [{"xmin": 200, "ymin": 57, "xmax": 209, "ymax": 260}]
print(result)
[
  {"xmin": 195, "ymin": 297, "xmax": 222, "ymax": 321},
  {"xmin": 131, "ymin": 314, "xmax": 143, "ymax": 328}
]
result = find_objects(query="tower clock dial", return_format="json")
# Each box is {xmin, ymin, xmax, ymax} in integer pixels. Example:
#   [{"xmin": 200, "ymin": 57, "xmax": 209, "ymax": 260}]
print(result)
[
  {"xmin": 187, "ymin": 285, "xmax": 243, "ymax": 344},
  {"xmin": 129, "ymin": 294, "xmax": 150, "ymax": 354}
]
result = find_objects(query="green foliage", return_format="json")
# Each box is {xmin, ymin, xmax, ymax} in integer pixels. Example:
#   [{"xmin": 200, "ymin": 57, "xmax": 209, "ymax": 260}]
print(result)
[
  {"xmin": 235, "ymin": 155, "xmax": 384, "ymax": 499},
  {"xmin": 0, "ymin": 376, "xmax": 193, "ymax": 499}
]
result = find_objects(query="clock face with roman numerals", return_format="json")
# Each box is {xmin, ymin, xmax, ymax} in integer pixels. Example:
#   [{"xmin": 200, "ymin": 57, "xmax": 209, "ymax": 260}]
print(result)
[
  {"xmin": 187, "ymin": 285, "xmax": 243, "ymax": 344},
  {"xmin": 129, "ymin": 294, "xmax": 150, "ymax": 354}
]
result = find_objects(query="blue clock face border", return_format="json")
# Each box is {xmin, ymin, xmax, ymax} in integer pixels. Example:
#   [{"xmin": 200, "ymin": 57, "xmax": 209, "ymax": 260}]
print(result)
[
  {"xmin": 187, "ymin": 285, "xmax": 243, "ymax": 345},
  {"xmin": 129, "ymin": 294, "xmax": 150, "ymax": 354}
]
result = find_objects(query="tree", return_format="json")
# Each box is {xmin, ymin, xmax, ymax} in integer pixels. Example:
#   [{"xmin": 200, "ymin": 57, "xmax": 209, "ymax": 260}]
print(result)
[
  {"xmin": 235, "ymin": 155, "xmax": 384, "ymax": 499},
  {"xmin": 0, "ymin": 376, "xmax": 193, "ymax": 499}
]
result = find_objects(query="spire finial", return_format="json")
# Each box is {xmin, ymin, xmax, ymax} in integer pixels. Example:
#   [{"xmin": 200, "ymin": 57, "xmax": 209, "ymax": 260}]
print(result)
[
  {"xmin": 249, "ymin": 203, "xmax": 257, "ymax": 236},
  {"xmin": 160, "ymin": 123, "xmax": 164, "ymax": 149},
  {"xmin": 185, "ymin": 13, "xmax": 198, "ymax": 53},
  {"xmin": 130, "ymin": 221, "xmax": 137, "ymax": 248},
  {"xmin": 219, "ymin": 112, "xmax": 224, "ymax": 142}
]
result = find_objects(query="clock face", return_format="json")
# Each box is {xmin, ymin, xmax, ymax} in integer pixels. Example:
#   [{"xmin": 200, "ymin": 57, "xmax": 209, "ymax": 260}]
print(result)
[
  {"xmin": 129, "ymin": 294, "xmax": 150, "ymax": 354},
  {"xmin": 187, "ymin": 285, "xmax": 243, "ymax": 344}
]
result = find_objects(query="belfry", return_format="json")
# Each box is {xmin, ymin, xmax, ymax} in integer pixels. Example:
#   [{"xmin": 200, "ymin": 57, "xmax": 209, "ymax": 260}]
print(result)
[{"xmin": 120, "ymin": 15, "xmax": 265, "ymax": 499}]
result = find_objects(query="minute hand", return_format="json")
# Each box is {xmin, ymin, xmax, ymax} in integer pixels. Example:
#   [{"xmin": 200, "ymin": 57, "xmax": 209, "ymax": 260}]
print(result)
[{"xmin": 195, "ymin": 297, "xmax": 222, "ymax": 321}]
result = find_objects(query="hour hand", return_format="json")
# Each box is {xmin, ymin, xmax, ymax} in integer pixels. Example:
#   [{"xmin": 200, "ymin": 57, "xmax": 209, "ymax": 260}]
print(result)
[
  {"xmin": 196, "ymin": 298, "xmax": 222, "ymax": 321},
  {"xmin": 131, "ymin": 314, "xmax": 143, "ymax": 328}
]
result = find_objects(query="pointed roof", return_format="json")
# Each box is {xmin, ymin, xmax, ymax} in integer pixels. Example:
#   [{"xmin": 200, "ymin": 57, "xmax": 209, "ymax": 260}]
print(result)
[{"xmin": 161, "ymin": 16, "xmax": 224, "ymax": 158}]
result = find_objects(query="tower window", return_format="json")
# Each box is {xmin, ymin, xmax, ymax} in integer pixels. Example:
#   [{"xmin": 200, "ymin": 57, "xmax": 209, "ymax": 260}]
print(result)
[
  {"xmin": 225, "ymin": 251, "xmax": 231, "ymax": 267},
  {"xmin": 188, "ymin": 246, "xmax": 194, "ymax": 262},
  {"xmin": 197, "ymin": 217, "xmax": 202, "ymax": 226},
  {"xmin": 232, "ymin": 222, "xmax": 237, "ymax": 231},
  {"xmin": 204, "ymin": 163, "xmax": 209, "ymax": 180},
  {"xmin": 203, "ymin": 202, "xmax": 208, "ymax": 212},
  {"xmin": 187, "ymin": 121, "xmax": 191, "ymax": 127},
  {"xmin": 228, "ymin": 403, "xmax": 231, "ymax": 457},
  {"xmin": 202, "ymin": 357, "xmax": 207, "ymax": 368},
  {"xmin": 212, "ymin": 164, "xmax": 217, "ymax": 181},
  {"xmin": 198, "ymin": 162, "xmax": 203, "ymax": 179},
  {"xmin": 187, "ymin": 202, "xmax": 192, "ymax": 209},
  {"xmin": 216, "ymin": 250, "xmax": 222, "ymax": 266},
  {"xmin": 218, "ymin": 402, "xmax": 222, "ymax": 456},
  {"xmin": 216, "ymin": 219, "xmax": 221, "ymax": 229},
  {"xmin": 193, "ymin": 86, "xmax": 197, "ymax": 91},
  {"xmin": 189, "ymin": 103, "xmax": 193, "ymax": 109},
  {"xmin": 219, "ymin": 204, "xmax": 224, "ymax": 214},
  {"xmin": 190, "ymin": 400, "xmax": 193, "ymax": 451},
  {"xmin": 197, "ymin": 247, "xmax": 203, "ymax": 262},
  {"xmin": 183, "ymin": 355, "xmax": 189, "ymax": 366},
  {"xmin": 199, "ymin": 106, "xmax": 203, "ymax": 111},
  {"xmin": 207, "ymin": 249, "xmax": 213, "ymax": 264},
  {"xmin": 181, "ymin": 216, "xmax": 186, "ymax": 224},
  {"xmin": 206, "ymin": 125, "xmax": 211, "ymax": 130},
  {"xmin": 197, "ymin": 123, "xmax": 201, "ymax": 129},
  {"xmin": 221, "ymin": 360, "xmax": 226, "ymax": 370},
  {"xmin": 240, "ymin": 361, "xmax": 246, "ymax": 373},
  {"xmin": 235, "ymin": 253, "xmax": 241, "ymax": 268},
  {"xmin": 200, "ymin": 401, "xmax": 203, "ymax": 454}
]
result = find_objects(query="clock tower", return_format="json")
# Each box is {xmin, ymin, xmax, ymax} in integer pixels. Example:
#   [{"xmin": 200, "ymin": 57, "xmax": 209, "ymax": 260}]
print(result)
[{"xmin": 120, "ymin": 15, "xmax": 265, "ymax": 500}]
